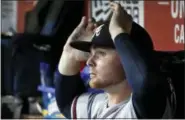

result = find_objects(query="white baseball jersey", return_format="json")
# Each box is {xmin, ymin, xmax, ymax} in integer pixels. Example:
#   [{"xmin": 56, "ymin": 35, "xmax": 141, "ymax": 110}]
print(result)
[{"xmin": 71, "ymin": 93, "xmax": 172, "ymax": 119}]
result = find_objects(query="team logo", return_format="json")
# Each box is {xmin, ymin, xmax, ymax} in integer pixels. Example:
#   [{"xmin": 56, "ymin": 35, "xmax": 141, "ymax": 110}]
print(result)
[{"xmin": 90, "ymin": 0, "xmax": 144, "ymax": 27}]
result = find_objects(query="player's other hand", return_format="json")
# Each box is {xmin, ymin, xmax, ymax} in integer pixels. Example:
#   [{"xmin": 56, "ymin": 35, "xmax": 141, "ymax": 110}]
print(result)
[{"xmin": 109, "ymin": 1, "xmax": 132, "ymax": 39}]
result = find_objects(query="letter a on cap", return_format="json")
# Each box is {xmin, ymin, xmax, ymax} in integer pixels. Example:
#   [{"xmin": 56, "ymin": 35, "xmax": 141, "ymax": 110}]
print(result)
[{"xmin": 95, "ymin": 24, "xmax": 104, "ymax": 36}]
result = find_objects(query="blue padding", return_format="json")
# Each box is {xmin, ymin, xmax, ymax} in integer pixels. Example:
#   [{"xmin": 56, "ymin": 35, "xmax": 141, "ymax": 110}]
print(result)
[
  {"xmin": 80, "ymin": 65, "xmax": 90, "ymax": 86},
  {"xmin": 37, "ymin": 85, "xmax": 55, "ymax": 94}
]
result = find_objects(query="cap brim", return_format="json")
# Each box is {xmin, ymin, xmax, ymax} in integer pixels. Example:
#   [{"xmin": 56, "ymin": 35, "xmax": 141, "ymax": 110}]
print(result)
[
  {"xmin": 70, "ymin": 40, "xmax": 115, "ymax": 52},
  {"xmin": 70, "ymin": 41, "xmax": 92, "ymax": 52}
]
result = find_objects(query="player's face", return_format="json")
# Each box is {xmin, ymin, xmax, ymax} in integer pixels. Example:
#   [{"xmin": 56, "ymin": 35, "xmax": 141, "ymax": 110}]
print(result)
[{"xmin": 86, "ymin": 47, "xmax": 125, "ymax": 89}]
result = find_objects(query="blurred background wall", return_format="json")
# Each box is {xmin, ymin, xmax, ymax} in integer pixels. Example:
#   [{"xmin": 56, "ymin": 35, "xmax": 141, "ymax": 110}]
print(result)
[{"xmin": 2, "ymin": 0, "xmax": 184, "ymax": 51}]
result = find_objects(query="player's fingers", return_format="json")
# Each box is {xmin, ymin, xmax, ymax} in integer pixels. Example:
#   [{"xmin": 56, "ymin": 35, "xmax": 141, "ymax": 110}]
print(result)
[
  {"xmin": 109, "ymin": 2, "xmax": 115, "ymax": 11},
  {"xmin": 86, "ymin": 18, "xmax": 96, "ymax": 31},
  {"xmin": 109, "ymin": 2, "xmax": 119, "ymax": 9},
  {"xmin": 77, "ymin": 16, "xmax": 87, "ymax": 29},
  {"xmin": 92, "ymin": 23, "xmax": 98, "ymax": 32},
  {"xmin": 109, "ymin": 1, "xmax": 123, "ymax": 13},
  {"xmin": 93, "ymin": 23, "xmax": 98, "ymax": 28},
  {"xmin": 90, "ymin": 17, "xmax": 96, "ymax": 23}
]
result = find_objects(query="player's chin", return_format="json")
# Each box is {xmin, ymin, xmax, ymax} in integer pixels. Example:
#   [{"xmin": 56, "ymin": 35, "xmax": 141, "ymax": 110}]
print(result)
[{"xmin": 89, "ymin": 78, "xmax": 109, "ymax": 89}]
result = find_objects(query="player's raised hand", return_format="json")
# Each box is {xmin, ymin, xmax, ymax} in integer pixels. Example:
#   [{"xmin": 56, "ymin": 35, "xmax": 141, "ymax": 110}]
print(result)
[
  {"xmin": 109, "ymin": 1, "xmax": 132, "ymax": 39},
  {"xmin": 63, "ymin": 16, "xmax": 97, "ymax": 61}
]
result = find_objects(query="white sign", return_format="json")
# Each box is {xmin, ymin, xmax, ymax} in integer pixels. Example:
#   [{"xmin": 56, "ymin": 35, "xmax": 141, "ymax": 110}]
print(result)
[
  {"xmin": 90, "ymin": 0, "xmax": 144, "ymax": 27},
  {"xmin": 171, "ymin": 1, "xmax": 184, "ymax": 44},
  {"xmin": 2, "ymin": 1, "xmax": 17, "ymax": 33}
]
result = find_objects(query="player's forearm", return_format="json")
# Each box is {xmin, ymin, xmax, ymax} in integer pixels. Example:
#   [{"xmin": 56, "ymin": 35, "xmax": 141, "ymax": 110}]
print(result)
[
  {"xmin": 57, "ymin": 52, "xmax": 86, "ymax": 118},
  {"xmin": 58, "ymin": 51, "xmax": 81, "ymax": 75}
]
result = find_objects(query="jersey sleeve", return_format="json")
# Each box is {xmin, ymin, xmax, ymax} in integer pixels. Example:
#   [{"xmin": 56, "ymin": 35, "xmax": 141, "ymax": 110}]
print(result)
[
  {"xmin": 55, "ymin": 72, "xmax": 87, "ymax": 118},
  {"xmin": 114, "ymin": 32, "xmax": 168, "ymax": 118}
]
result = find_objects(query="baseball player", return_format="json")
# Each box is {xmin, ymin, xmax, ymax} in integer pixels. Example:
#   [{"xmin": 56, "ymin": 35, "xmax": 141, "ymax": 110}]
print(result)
[{"xmin": 56, "ymin": 2, "xmax": 173, "ymax": 119}]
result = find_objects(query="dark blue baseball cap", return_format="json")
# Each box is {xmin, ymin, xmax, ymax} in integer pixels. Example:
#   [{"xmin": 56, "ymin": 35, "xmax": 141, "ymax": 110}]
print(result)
[{"xmin": 70, "ymin": 22, "xmax": 154, "ymax": 55}]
